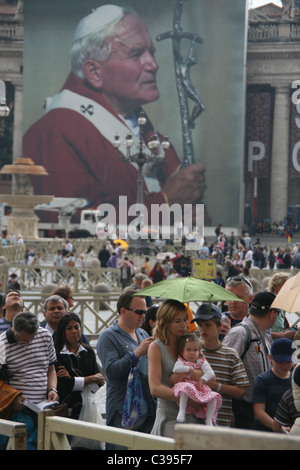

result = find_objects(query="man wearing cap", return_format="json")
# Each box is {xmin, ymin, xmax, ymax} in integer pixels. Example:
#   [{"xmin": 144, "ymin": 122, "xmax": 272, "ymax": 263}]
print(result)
[
  {"xmin": 23, "ymin": 5, "xmax": 207, "ymax": 223},
  {"xmin": 252, "ymin": 338, "xmax": 294, "ymax": 432},
  {"xmin": 222, "ymin": 291, "xmax": 280, "ymax": 429},
  {"xmin": 191, "ymin": 303, "xmax": 249, "ymax": 427}
]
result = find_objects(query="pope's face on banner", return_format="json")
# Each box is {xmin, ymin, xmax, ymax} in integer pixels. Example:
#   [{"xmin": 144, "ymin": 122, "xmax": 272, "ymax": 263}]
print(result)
[{"xmin": 92, "ymin": 14, "xmax": 160, "ymax": 115}]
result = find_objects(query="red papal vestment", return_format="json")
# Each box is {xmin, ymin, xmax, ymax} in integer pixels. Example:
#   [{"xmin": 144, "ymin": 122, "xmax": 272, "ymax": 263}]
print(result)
[{"xmin": 23, "ymin": 73, "xmax": 180, "ymax": 222}]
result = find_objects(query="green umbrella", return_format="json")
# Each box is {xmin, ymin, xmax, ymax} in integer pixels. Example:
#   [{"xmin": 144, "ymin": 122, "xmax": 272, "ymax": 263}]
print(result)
[{"xmin": 134, "ymin": 276, "xmax": 244, "ymax": 303}]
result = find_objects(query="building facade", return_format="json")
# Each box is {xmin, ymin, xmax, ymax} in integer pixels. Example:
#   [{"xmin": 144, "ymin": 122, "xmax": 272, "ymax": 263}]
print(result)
[
  {"xmin": 0, "ymin": 0, "xmax": 23, "ymax": 197},
  {"xmin": 246, "ymin": 3, "xmax": 300, "ymax": 229}
]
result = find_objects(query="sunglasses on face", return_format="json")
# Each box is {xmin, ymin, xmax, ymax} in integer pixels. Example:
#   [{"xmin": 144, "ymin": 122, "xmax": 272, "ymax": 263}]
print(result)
[
  {"xmin": 127, "ymin": 308, "xmax": 147, "ymax": 315},
  {"xmin": 271, "ymin": 309, "xmax": 281, "ymax": 314}
]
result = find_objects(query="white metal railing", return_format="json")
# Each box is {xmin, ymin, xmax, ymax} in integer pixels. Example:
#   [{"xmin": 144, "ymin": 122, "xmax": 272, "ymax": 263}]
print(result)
[
  {"xmin": 2, "ymin": 411, "xmax": 300, "ymax": 450},
  {"xmin": 0, "ymin": 262, "xmax": 296, "ymax": 294},
  {"xmin": 21, "ymin": 294, "xmax": 120, "ymax": 337},
  {"xmin": 175, "ymin": 424, "xmax": 300, "ymax": 450},
  {"xmin": 0, "ymin": 239, "xmax": 106, "ymax": 260},
  {"xmin": 0, "ymin": 418, "xmax": 27, "ymax": 450},
  {"xmin": 38, "ymin": 411, "xmax": 175, "ymax": 451},
  {"xmin": 0, "ymin": 264, "xmax": 121, "ymax": 292}
]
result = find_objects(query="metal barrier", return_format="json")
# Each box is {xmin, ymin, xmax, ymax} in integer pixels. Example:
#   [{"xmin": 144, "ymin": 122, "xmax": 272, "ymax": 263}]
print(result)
[
  {"xmin": 0, "ymin": 418, "xmax": 27, "ymax": 450},
  {"xmin": 0, "ymin": 239, "xmax": 111, "ymax": 261},
  {"xmin": 2, "ymin": 412, "xmax": 300, "ymax": 450},
  {"xmin": 38, "ymin": 411, "xmax": 175, "ymax": 451},
  {"xmin": 21, "ymin": 294, "xmax": 203, "ymax": 338},
  {"xmin": 247, "ymin": 268, "xmax": 296, "ymax": 286},
  {"xmin": 0, "ymin": 264, "xmax": 121, "ymax": 292},
  {"xmin": 0, "ymin": 263, "xmax": 298, "ymax": 294},
  {"xmin": 21, "ymin": 293, "xmax": 120, "ymax": 337},
  {"xmin": 174, "ymin": 424, "xmax": 300, "ymax": 450},
  {"xmin": 38, "ymin": 412, "xmax": 300, "ymax": 451}
]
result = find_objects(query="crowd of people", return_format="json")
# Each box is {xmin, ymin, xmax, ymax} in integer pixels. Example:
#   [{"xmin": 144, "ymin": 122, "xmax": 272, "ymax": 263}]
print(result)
[
  {"xmin": 97, "ymin": 272, "xmax": 300, "ymax": 447},
  {"xmin": 0, "ymin": 238, "xmax": 299, "ymax": 449},
  {"xmin": 44, "ymin": 228, "xmax": 300, "ymax": 288},
  {"xmin": 201, "ymin": 228, "xmax": 300, "ymax": 273},
  {"xmin": 1, "ymin": 235, "xmax": 300, "ymax": 449},
  {"xmin": 101, "ymin": 245, "xmax": 300, "ymax": 444},
  {"xmin": 253, "ymin": 218, "xmax": 298, "ymax": 238},
  {"xmin": 0, "ymin": 287, "xmax": 104, "ymax": 449}
]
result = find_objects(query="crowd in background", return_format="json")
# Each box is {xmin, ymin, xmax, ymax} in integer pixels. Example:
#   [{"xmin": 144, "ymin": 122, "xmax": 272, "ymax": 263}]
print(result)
[{"xmin": 0, "ymin": 226, "xmax": 300, "ymax": 449}]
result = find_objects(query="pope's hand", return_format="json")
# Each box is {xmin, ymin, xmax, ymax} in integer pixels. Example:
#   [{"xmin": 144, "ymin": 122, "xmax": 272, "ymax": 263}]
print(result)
[{"xmin": 162, "ymin": 163, "xmax": 206, "ymax": 206}]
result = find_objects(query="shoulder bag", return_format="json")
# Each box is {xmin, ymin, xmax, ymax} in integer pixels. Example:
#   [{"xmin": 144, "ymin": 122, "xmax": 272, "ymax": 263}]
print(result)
[{"xmin": 122, "ymin": 352, "xmax": 148, "ymax": 430}]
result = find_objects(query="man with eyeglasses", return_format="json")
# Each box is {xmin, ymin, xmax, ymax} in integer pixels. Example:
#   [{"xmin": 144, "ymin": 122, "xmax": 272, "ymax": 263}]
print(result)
[
  {"xmin": 223, "ymin": 291, "xmax": 280, "ymax": 430},
  {"xmin": 221, "ymin": 276, "xmax": 254, "ymax": 336},
  {"xmin": 97, "ymin": 289, "xmax": 155, "ymax": 449}
]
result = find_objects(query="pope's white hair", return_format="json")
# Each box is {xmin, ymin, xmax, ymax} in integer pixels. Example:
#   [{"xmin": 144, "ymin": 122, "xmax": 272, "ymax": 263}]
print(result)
[{"xmin": 71, "ymin": 6, "xmax": 138, "ymax": 79}]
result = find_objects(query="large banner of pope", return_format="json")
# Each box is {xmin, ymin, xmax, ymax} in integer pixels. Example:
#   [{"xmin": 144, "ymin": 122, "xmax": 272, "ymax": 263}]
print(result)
[{"xmin": 22, "ymin": 0, "xmax": 248, "ymax": 230}]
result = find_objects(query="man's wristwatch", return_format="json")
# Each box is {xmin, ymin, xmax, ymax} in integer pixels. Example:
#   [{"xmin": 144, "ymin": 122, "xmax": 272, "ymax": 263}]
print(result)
[{"xmin": 48, "ymin": 388, "xmax": 58, "ymax": 394}]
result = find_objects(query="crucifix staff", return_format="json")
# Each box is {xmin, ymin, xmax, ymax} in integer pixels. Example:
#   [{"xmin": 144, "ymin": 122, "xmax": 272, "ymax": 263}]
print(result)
[{"xmin": 157, "ymin": 0, "xmax": 205, "ymax": 168}]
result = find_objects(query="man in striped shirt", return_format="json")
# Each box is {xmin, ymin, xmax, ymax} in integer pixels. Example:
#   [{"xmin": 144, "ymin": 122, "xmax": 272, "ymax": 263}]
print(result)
[
  {"xmin": 0, "ymin": 311, "xmax": 58, "ymax": 449},
  {"xmin": 273, "ymin": 389, "xmax": 300, "ymax": 433},
  {"xmin": 191, "ymin": 303, "xmax": 249, "ymax": 427},
  {"xmin": 222, "ymin": 292, "xmax": 279, "ymax": 429}
]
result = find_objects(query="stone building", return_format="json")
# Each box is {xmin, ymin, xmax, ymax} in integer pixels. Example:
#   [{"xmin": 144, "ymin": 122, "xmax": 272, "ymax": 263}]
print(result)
[
  {"xmin": 0, "ymin": 0, "xmax": 23, "ymax": 196},
  {"xmin": 246, "ymin": 2, "xmax": 300, "ymax": 229},
  {"xmin": 0, "ymin": 1, "xmax": 300, "ymax": 229}
]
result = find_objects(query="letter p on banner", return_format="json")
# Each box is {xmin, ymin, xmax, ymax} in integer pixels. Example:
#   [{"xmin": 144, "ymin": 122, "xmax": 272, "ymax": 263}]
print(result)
[{"xmin": 248, "ymin": 141, "xmax": 265, "ymax": 172}]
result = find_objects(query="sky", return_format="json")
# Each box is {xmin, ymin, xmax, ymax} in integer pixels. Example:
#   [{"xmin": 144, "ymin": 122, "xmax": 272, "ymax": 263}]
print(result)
[{"xmin": 249, "ymin": 0, "xmax": 282, "ymax": 7}]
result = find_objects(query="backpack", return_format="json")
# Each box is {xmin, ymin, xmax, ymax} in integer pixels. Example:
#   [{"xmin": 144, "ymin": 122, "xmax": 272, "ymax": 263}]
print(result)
[{"xmin": 234, "ymin": 323, "xmax": 259, "ymax": 360}]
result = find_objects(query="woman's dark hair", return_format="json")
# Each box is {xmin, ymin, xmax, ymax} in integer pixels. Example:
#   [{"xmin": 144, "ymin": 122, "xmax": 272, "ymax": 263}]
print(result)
[
  {"xmin": 142, "ymin": 305, "xmax": 159, "ymax": 335},
  {"xmin": 54, "ymin": 312, "xmax": 86, "ymax": 354}
]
